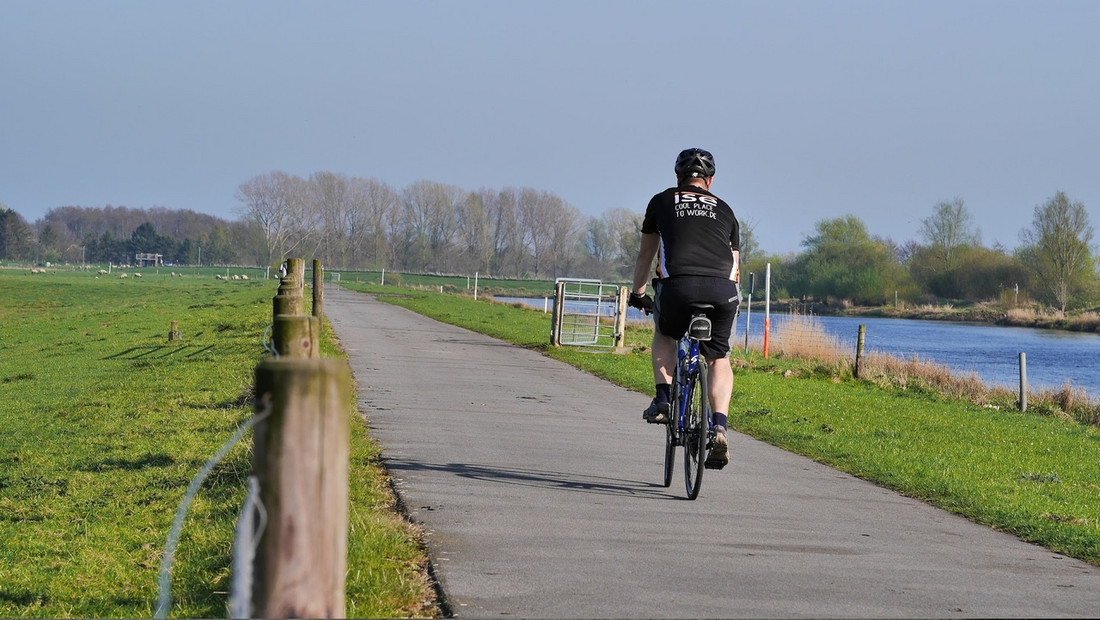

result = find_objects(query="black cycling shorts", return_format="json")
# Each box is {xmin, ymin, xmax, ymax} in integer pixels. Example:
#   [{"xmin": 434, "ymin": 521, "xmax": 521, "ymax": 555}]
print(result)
[{"xmin": 653, "ymin": 276, "xmax": 741, "ymax": 359}]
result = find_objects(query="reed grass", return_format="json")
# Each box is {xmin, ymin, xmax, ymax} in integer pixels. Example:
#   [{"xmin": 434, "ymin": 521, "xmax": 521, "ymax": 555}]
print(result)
[{"xmin": 763, "ymin": 312, "xmax": 1100, "ymax": 428}]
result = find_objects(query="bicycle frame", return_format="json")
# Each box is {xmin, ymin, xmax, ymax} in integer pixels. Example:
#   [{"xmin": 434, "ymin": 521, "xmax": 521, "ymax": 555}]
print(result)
[{"xmin": 671, "ymin": 336, "xmax": 712, "ymax": 439}]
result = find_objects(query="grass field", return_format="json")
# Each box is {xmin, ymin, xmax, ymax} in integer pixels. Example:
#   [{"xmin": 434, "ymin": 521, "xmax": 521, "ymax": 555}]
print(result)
[
  {"xmin": 341, "ymin": 281, "xmax": 1100, "ymax": 567},
  {"xmin": 0, "ymin": 269, "xmax": 433, "ymax": 618},
  {"xmin": 5, "ymin": 265, "xmax": 1097, "ymax": 618}
]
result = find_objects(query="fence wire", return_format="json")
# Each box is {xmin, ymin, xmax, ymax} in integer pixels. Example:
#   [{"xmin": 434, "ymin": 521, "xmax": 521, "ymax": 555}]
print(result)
[
  {"xmin": 229, "ymin": 475, "xmax": 267, "ymax": 619},
  {"xmin": 155, "ymin": 403, "xmax": 270, "ymax": 619}
]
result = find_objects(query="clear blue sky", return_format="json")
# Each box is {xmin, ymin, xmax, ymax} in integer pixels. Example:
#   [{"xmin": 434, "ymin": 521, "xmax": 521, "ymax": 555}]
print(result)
[{"xmin": 3, "ymin": 0, "xmax": 1098, "ymax": 254}]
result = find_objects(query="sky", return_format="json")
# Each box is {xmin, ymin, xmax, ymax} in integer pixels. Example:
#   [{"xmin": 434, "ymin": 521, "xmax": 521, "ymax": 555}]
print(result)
[{"xmin": 2, "ymin": 0, "xmax": 1098, "ymax": 254}]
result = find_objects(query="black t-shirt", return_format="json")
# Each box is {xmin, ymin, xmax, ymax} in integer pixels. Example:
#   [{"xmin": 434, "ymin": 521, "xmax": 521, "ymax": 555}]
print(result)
[{"xmin": 641, "ymin": 184, "xmax": 740, "ymax": 281}]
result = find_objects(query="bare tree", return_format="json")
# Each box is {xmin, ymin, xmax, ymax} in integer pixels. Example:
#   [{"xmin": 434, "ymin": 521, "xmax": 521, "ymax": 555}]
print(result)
[
  {"xmin": 546, "ymin": 196, "xmax": 582, "ymax": 278},
  {"xmin": 517, "ymin": 188, "xmax": 555, "ymax": 277},
  {"xmin": 308, "ymin": 171, "xmax": 353, "ymax": 268},
  {"xmin": 488, "ymin": 187, "xmax": 525, "ymax": 277},
  {"xmin": 458, "ymin": 190, "xmax": 494, "ymax": 274},
  {"xmin": 1017, "ymin": 191, "xmax": 1095, "ymax": 312},
  {"xmin": 920, "ymin": 198, "xmax": 981, "ymax": 272},
  {"xmin": 235, "ymin": 171, "xmax": 312, "ymax": 270},
  {"xmin": 398, "ymin": 180, "xmax": 465, "ymax": 272},
  {"xmin": 348, "ymin": 177, "xmax": 397, "ymax": 269}
]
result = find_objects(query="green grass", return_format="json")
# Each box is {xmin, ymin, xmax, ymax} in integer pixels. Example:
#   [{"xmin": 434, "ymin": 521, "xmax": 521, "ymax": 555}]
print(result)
[
  {"xmin": 0, "ymin": 271, "xmax": 433, "ymax": 618},
  {"xmin": 342, "ymin": 282, "xmax": 1100, "ymax": 567},
  {"xmin": 329, "ymin": 269, "xmax": 590, "ymax": 298}
]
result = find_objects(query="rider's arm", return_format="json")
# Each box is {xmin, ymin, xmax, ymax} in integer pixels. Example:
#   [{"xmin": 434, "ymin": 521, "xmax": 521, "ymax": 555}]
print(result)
[{"xmin": 632, "ymin": 232, "xmax": 660, "ymax": 294}]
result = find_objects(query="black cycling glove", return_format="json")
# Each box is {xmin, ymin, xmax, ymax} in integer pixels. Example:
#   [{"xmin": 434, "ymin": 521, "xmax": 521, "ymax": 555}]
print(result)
[{"xmin": 628, "ymin": 291, "xmax": 654, "ymax": 314}]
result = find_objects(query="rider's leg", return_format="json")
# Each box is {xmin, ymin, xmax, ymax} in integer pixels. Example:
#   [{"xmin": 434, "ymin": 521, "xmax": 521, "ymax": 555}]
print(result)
[
  {"xmin": 705, "ymin": 355, "xmax": 733, "ymax": 468},
  {"xmin": 707, "ymin": 355, "xmax": 733, "ymax": 428},
  {"xmin": 643, "ymin": 332, "xmax": 677, "ymax": 423},
  {"xmin": 652, "ymin": 331, "xmax": 676, "ymax": 387}
]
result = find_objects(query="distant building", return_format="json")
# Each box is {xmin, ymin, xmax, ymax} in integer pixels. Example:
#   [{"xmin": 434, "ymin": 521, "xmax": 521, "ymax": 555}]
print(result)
[{"xmin": 135, "ymin": 253, "xmax": 163, "ymax": 267}]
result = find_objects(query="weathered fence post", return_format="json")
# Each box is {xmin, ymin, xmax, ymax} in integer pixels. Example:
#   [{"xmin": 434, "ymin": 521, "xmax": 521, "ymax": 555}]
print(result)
[
  {"xmin": 614, "ymin": 286, "xmax": 628, "ymax": 353},
  {"xmin": 272, "ymin": 315, "xmax": 320, "ymax": 358},
  {"xmin": 168, "ymin": 320, "xmax": 181, "ymax": 342},
  {"xmin": 1019, "ymin": 352, "xmax": 1028, "ymax": 412},
  {"xmin": 273, "ymin": 259, "xmax": 305, "ymax": 318},
  {"xmin": 312, "ymin": 259, "xmax": 324, "ymax": 320},
  {"xmin": 854, "ymin": 324, "xmax": 866, "ymax": 378},
  {"xmin": 252, "ymin": 357, "xmax": 351, "ymax": 618},
  {"xmin": 271, "ymin": 258, "xmax": 320, "ymax": 357},
  {"xmin": 550, "ymin": 280, "xmax": 565, "ymax": 346}
]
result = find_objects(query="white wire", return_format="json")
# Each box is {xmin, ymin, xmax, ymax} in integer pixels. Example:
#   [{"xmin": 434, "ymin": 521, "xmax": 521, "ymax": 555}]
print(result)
[
  {"xmin": 261, "ymin": 323, "xmax": 278, "ymax": 357},
  {"xmin": 155, "ymin": 404, "xmax": 271, "ymax": 619},
  {"xmin": 228, "ymin": 475, "xmax": 267, "ymax": 619}
]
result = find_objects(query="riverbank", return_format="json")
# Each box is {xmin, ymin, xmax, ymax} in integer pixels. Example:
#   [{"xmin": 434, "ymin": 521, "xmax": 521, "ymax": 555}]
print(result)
[{"xmin": 765, "ymin": 299, "xmax": 1100, "ymax": 333}]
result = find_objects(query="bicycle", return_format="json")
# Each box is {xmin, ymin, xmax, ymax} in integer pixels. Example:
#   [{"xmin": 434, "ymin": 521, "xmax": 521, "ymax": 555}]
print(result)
[{"xmin": 662, "ymin": 303, "xmax": 716, "ymax": 500}]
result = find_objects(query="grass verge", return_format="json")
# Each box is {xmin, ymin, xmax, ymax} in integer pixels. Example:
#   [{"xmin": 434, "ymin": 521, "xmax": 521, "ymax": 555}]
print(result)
[
  {"xmin": 0, "ymin": 272, "xmax": 434, "ymax": 618},
  {"xmin": 342, "ymin": 282, "xmax": 1100, "ymax": 567}
]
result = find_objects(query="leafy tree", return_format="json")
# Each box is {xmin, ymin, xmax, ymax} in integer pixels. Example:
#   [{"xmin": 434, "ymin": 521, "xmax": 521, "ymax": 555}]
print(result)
[
  {"xmin": 1016, "ymin": 191, "xmax": 1095, "ymax": 312},
  {"xmin": 0, "ymin": 206, "xmax": 34, "ymax": 261},
  {"xmin": 738, "ymin": 217, "xmax": 757, "ymax": 268},
  {"xmin": 788, "ymin": 215, "xmax": 909, "ymax": 305}
]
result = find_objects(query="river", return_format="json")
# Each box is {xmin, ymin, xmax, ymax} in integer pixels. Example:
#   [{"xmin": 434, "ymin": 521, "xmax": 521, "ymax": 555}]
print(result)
[{"xmin": 497, "ymin": 296, "xmax": 1100, "ymax": 397}]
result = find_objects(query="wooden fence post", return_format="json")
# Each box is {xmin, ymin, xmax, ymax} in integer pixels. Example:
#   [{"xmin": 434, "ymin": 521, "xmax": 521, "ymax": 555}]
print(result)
[
  {"xmin": 1019, "ymin": 352, "xmax": 1028, "ymax": 412},
  {"xmin": 273, "ymin": 260, "xmax": 305, "ymax": 318},
  {"xmin": 312, "ymin": 259, "xmax": 324, "ymax": 320},
  {"xmin": 550, "ymin": 281, "xmax": 565, "ymax": 346},
  {"xmin": 854, "ymin": 324, "xmax": 866, "ymax": 378},
  {"xmin": 252, "ymin": 358, "xmax": 350, "ymax": 618},
  {"xmin": 272, "ymin": 315, "xmax": 320, "ymax": 358},
  {"xmin": 614, "ymin": 286, "xmax": 628, "ymax": 353}
]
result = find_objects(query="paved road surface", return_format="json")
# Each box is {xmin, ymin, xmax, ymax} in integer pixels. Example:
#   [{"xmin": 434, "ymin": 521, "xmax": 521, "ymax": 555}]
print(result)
[{"xmin": 325, "ymin": 286, "xmax": 1098, "ymax": 618}]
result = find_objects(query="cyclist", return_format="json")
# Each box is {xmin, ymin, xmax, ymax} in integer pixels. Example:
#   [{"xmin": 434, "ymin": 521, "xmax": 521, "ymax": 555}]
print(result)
[{"xmin": 628, "ymin": 147, "xmax": 741, "ymax": 469}]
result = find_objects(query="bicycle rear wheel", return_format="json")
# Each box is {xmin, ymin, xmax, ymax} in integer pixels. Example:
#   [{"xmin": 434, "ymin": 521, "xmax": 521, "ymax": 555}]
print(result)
[{"xmin": 683, "ymin": 363, "xmax": 708, "ymax": 499}]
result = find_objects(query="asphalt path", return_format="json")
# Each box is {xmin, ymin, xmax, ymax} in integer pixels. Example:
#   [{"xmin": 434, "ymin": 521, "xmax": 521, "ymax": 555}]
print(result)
[{"xmin": 324, "ymin": 286, "xmax": 1099, "ymax": 618}]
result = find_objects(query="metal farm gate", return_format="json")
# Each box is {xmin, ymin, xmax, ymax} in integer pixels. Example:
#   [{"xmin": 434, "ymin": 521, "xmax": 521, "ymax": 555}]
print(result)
[{"xmin": 549, "ymin": 278, "xmax": 629, "ymax": 351}]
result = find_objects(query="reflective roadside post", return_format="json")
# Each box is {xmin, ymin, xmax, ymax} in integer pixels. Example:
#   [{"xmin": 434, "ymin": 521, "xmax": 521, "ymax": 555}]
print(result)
[
  {"xmin": 763, "ymin": 263, "xmax": 772, "ymax": 359},
  {"xmin": 743, "ymin": 272, "xmax": 755, "ymax": 352}
]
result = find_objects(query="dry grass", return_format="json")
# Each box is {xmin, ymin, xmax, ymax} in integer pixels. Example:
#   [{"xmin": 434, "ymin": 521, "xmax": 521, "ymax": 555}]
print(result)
[
  {"xmin": 767, "ymin": 313, "xmax": 850, "ymax": 365},
  {"xmin": 763, "ymin": 312, "xmax": 1100, "ymax": 428}
]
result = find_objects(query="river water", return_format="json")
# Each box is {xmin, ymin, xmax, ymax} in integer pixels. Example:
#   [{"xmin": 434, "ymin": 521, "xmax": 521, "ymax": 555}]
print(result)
[{"xmin": 497, "ymin": 296, "xmax": 1100, "ymax": 397}]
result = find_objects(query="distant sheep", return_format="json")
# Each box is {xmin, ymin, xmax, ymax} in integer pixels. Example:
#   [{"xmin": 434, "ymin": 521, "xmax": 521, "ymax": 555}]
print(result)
[
  {"xmin": 241, "ymin": 275, "xmax": 250, "ymax": 280},
  {"xmin": 119, "ymin": 273, "xmax": 128, "ymax": 279},
  {"xmin": 98, "ymin": 269, "xmax": 108, "ymax": 275},
  {"xmin": 133, "ymin": 272, "xmax": 142, "ymax": 278}
]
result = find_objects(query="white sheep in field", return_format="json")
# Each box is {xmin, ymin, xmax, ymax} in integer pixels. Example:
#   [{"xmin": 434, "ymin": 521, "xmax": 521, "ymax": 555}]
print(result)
[
  {"xmin": 232, "ymin": 274, "xmax": 240, "ymax": 280},
  {"xmin": 170, "ymin": 272, "xmax": 177, "ymax": 277},
  {"xmin": 98, "ymin": 269, "xmax": 108, "ymax": 275},
  {"xmin": 241, "ymin": 275, "xmax": 250, "ymax": 280},
  {"xmin": 120, "ymin": 273, "xmax": 128, "ymax": 279},
  {"xmin": 133, "ymin": 272, "xmax": 142, "ymax": 278},
  {"xmin": 214, "ymin": 274, "xmax": 224, "ymax": 280}
]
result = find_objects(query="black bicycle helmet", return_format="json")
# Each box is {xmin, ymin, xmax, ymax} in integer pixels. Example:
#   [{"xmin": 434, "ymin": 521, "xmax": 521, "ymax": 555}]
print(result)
[{"xmin": 674, "ymin": 148, "xmax": 716, "ymax": 178}]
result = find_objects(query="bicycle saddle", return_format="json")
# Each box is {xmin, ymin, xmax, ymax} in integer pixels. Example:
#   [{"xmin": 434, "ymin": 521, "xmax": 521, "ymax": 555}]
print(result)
[{"xmin": 687, "ymin": 304, "xmax": 714, "ymax": 341}]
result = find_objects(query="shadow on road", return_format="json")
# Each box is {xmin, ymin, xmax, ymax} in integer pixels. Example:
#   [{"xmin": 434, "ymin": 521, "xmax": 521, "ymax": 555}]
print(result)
[{"xmin": 384, "ymin": 458, "xmax": 683, "ymax": 500}]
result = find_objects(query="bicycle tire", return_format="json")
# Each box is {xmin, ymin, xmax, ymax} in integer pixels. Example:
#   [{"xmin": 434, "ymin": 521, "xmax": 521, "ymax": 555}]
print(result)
[
  {"xmin": 663, "ymin": 354, "xmax": 685, "ymax": 488},
  {"xmin": 683, "ymin": 361, "xmax": 708, "ymax": 499},
  {"xmin": 663, "ymin": 415, "xmax": 675, "ymax": 487}
]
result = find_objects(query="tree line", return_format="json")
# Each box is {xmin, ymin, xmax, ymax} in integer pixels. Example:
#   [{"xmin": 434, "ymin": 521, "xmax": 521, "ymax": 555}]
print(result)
[{"xmin": 2, "ymin": 172, "xmax": 1096, "ymax": 311}]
